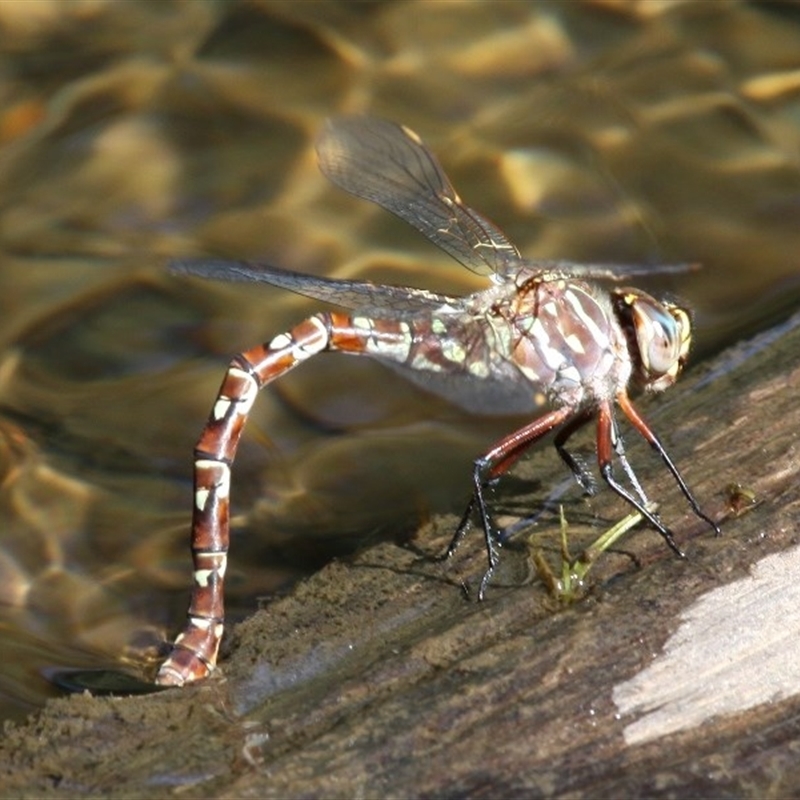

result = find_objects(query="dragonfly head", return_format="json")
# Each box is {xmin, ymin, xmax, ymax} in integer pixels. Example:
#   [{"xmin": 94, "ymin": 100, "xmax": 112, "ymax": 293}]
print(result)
[{"xmin": 613, "ymin": 288, "xmax": 692, "ymax": 393}]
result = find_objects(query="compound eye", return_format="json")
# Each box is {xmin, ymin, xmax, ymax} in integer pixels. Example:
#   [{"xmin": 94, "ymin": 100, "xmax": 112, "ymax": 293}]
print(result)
[{"xmin": 632, "ymin": 299, "xmax": 683, "ymax": 377}]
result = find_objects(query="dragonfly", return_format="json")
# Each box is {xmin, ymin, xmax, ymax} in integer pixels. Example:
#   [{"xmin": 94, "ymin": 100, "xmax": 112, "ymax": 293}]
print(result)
[{"xmin": 156, "ymin": 115, "xmax": 719, "ymax": 686}]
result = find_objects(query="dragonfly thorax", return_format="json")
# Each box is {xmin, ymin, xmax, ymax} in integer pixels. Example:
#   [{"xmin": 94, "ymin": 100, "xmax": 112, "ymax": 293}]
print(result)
[
  {"xmin": 499, "ymin": 277, "xmax": 633, "ymax": 410},
  {"xmin": 612, "ymin": 288, "xmax": 692, "ymax": 394}
]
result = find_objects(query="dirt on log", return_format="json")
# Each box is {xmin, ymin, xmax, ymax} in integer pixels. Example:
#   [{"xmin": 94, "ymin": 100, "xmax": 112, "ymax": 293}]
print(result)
[{"xmin": 1, "ymin": 309, "xmax": 799, "ymax": 799}]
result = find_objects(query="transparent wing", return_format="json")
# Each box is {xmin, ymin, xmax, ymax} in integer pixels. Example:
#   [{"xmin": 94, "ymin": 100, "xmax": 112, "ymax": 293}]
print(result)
[
  {"xmin": 512, "ymin": 258, "xmax": 701, "ymax": 283},
  {"xmin": 169, "ymin": 258, "xmax": 539, "ymax": 415},
  {"xmin": 381, "ymin": 358, "xmax": 540, "ymax": 416},
  {"xmin": 316, "ymin": 115, "xmax": 522, "ymax": 278},
  {"xmin": 169, "ymin": 259, "xmax": 461, "ymax": 318}
]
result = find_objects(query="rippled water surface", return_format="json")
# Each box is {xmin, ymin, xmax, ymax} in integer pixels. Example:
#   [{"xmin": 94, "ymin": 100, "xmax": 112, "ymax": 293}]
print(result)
[{"xmin": 0, "ymin": 0, "xmax": 799, "ymax": 720}]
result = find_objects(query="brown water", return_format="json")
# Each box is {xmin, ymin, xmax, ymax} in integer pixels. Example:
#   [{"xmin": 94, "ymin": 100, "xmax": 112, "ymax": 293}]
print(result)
[{"xmin": 0, "ymin": 0, "xmax": 798, "ymax": 721}]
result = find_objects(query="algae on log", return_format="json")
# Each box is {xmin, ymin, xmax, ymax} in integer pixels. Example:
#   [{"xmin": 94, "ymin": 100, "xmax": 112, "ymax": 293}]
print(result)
[{"xmin": 2, "ymin": 310, "xmax": 800, "ymax": 798}]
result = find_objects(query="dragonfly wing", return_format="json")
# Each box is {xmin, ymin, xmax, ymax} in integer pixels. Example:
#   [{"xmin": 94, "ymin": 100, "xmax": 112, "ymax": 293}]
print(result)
[
  {"xmin": 169, "ymin": 258, "xmax": 462, "ymax": 318},
  {"xmin": 170, "ymin": 259, "xmax": 536, "ymax": 414},
  {"xmin": 524, "ymin": 259, "xmax": 701, "ymax": 282},
  {"xmin": 380, "ymin": 357, "xmax": 539, "ymax": 416},
  {"xmin": 317, "ymin": 116, "xmax": 522, "ymax": 278}
]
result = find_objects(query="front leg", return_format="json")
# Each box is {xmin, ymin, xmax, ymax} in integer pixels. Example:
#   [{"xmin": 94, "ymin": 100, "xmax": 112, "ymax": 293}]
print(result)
[{"xmin": 595, "ymin": 399, "xmax": 684, "ymax": 558}]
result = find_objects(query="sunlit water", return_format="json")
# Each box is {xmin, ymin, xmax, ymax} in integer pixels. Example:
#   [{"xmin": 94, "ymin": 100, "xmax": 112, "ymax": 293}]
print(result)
[{"xmin": 0, "ymin": 0, "xmax": 798, "ymax": 721}]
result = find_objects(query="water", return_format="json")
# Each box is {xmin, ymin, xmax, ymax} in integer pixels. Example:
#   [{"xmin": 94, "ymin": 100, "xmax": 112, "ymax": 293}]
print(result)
[{"xmin": 0, "ymin": 0, "xmax": 798, "ymax": 720}]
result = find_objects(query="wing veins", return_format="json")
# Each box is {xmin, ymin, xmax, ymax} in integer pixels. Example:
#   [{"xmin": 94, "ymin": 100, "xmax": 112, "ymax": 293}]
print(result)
[
  {"xmin": 317, "ymin": 116, "xmax": 521, "ymax": 278},
  {"xmin": 169, "ymin": 259, "xmax": 459, "ymax": 317}
]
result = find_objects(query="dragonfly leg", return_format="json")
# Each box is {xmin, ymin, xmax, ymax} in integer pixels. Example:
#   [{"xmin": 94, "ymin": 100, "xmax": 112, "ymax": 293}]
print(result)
[
  {"xmin": 156, "ymin": 311, "xmax": 412, "ymax": 686},
  {"xmin": 438, "ymin": 463, "xmax": 500, "ymax": 602},
  {"xmin": 440, "ymin": 495, "xmax": 477, "ymax": 561},
  {"xmin": 608, "ymin": 407, "xmax": 653, "ymax": 510},
  {"xmin": 441, "ymin": 406, "xmax": 574, "ymax": 599},
  {"xmin": 553, "ymin": 409, "xmax": 597, "ymax": 496},
  {"xmin": 596, "ymin": 400, "xmax": 684, "ymax": 558},
  {"xmin": 617, "ymin": 392, "xmax": 720, "ymax": 536}
]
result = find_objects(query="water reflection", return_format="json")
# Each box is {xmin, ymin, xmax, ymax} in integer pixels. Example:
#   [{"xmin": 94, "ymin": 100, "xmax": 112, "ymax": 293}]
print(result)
[{"xmin": 0, "ymin": 0, "xmax": 799, "ymax": 719}]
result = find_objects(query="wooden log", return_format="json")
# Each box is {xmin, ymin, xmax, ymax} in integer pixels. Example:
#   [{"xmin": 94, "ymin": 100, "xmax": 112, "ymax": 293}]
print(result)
[{"xmin": 1, "ymin": 309, "xmax": 799, "ymax": 798}]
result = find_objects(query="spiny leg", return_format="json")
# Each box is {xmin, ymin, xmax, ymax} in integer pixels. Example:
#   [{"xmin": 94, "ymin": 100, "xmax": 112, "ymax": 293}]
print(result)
[
  {"xmin": 595, "ymin": 400, "xmax": 684, "ymax": 558},
  {"xmin": 487, "ymin": 411, "xmax": 597, "ymax": 546},
  {"xmin": 608, "ymin": 405, "xmax": 652, "ymax": 509},
  {"xmin": 553, "ymin": 409, "xmax": 597, "ymax": 496},
  {"xmin": 616, "ymin": 391, "xmax": 720, "ymax": 536},
  {"xmin": 156, "ymin": 311, "xmax": 411, "ymax": 686},
  {"xmin": 442, "ymin": 406, "xmax": 574, "ymax": 599}
]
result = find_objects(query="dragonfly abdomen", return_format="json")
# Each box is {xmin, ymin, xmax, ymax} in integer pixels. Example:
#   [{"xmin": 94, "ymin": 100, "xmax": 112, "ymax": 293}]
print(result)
[{"xmin": 156, "ymin": 309, "xmax": 419, "ymax": 686}]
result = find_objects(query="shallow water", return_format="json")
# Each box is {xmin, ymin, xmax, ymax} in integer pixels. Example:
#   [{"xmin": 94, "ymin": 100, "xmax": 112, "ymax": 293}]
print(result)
[{"xmin": 0, "ymin": 0, "xmax": 798, "ymax": 721}]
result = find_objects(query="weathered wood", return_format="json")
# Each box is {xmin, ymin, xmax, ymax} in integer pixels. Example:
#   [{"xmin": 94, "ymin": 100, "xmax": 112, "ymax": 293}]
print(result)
[{"xmin": 1, "ymin": 310, "xmax": 799, "ymax": 798}]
